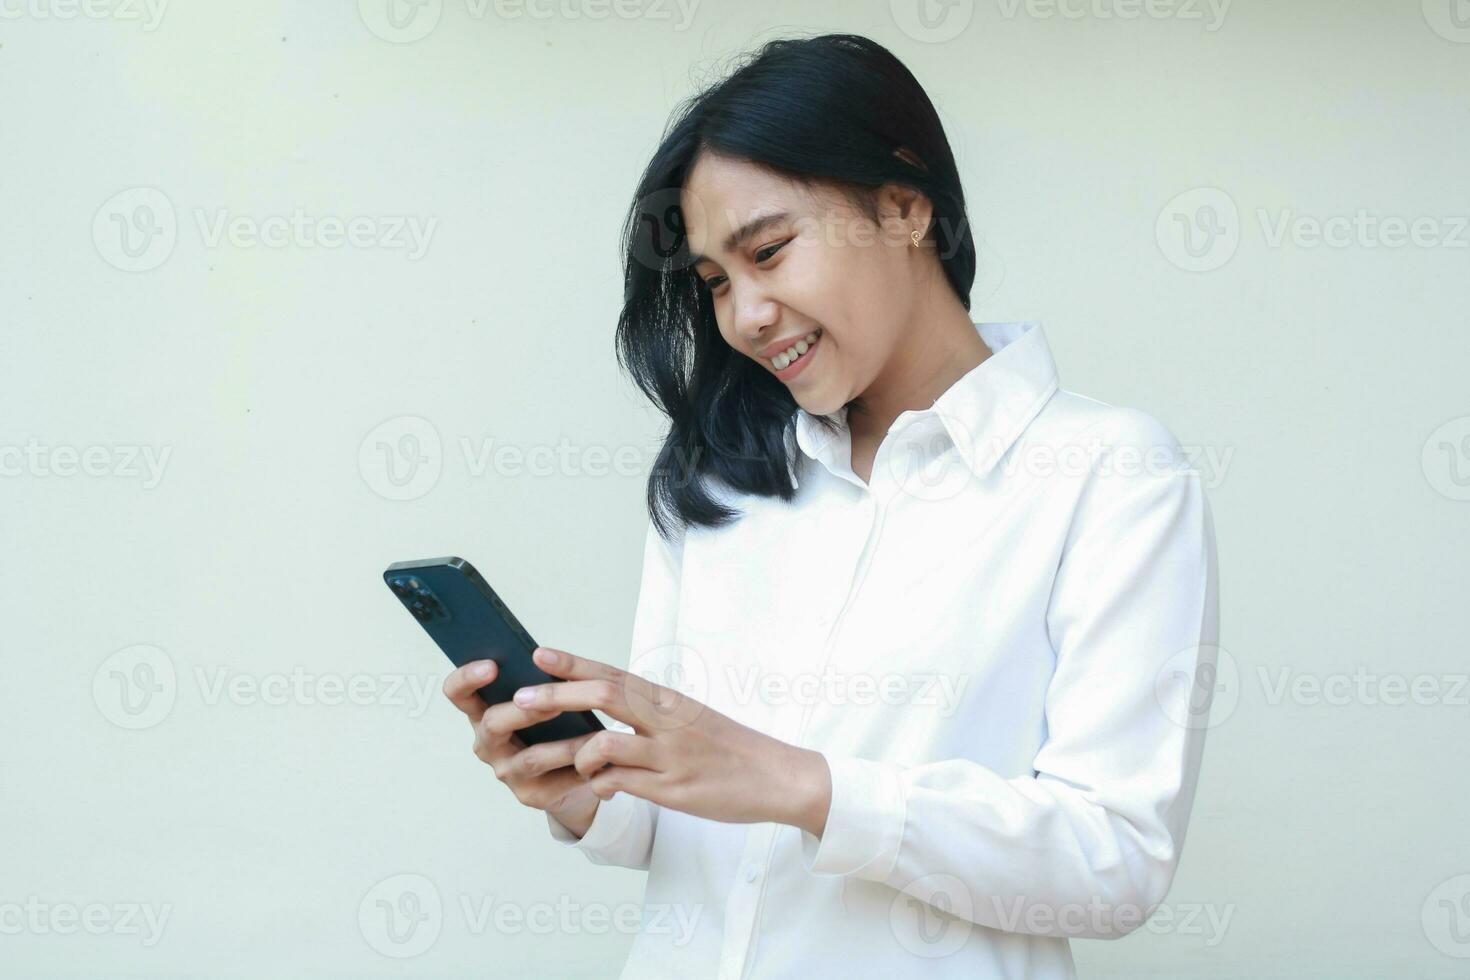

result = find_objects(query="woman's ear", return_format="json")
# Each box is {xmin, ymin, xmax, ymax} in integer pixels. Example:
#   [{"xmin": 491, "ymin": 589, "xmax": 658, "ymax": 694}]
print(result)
[{"xmin": 876, "ymin": 180, "xmax": 934, "ymax": 240}]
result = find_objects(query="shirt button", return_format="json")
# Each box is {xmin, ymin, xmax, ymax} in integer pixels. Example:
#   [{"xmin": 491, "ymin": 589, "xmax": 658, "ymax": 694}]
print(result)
[{"xmin": 744, "ymin": 864, "xmax": 760, "ymax": 883}]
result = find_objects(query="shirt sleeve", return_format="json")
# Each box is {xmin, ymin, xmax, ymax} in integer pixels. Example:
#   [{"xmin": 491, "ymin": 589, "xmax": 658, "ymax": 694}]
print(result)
[
  {"xmin": 545, "ymin": 516, "xmax": 685, "ymax": 871},
  {"xmin": 796, "ymin": 413, "xmax": 1221, "ymax": 940}
]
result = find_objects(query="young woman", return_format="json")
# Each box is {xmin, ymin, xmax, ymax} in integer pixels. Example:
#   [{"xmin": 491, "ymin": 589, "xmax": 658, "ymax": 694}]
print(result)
[{"xmin": 444, "ymin": 32, "xmax": 1219, "ymax": 980}]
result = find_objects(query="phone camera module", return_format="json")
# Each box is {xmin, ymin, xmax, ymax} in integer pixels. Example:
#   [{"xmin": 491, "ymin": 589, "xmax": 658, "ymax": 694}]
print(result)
[{"xmin": 388, "ymin": 573, "xmax": 451, "ymax": 623}]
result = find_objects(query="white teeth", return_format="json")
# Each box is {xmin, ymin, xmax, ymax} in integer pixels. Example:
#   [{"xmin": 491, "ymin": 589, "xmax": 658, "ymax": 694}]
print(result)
[{"xmin": 772, "ymin": 331, "xmax": 821, "ymax": 370}]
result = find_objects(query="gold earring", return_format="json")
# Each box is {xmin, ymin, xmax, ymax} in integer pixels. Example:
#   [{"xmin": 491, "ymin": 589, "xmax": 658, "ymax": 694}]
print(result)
[{"xmin": 911, "ymin": 229, "xmax": 922, "ymax": 248}]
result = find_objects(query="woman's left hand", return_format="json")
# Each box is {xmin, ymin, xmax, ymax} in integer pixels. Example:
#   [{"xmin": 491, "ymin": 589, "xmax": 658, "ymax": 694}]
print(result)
[{"xmin": 511, "ymin": 646, "xmax": 830, "ymax": 835}]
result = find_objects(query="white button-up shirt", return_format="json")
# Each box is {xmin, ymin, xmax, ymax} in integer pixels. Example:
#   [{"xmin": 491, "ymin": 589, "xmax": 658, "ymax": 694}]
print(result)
[{"xmin": 547, "ymin": 319, "xmax": 1220, "ymax": 980}]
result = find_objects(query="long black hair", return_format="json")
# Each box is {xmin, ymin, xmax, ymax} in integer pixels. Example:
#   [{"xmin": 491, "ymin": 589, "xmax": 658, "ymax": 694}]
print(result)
[{"xmin": 616, "ymin": 32, "xmax": 977, "ymax": 542}]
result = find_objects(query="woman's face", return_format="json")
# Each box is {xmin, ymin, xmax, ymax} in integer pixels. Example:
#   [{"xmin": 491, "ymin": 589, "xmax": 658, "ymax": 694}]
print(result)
[{"xmin": 680, "ymin": 152, "xmax": 931, "ymax": 417}]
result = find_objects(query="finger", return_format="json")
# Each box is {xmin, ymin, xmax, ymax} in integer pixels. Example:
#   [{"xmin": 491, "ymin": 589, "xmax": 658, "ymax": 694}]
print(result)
[
  {"xmin": 530, "ymin": 647, "xmax": 706, "ymax": 734},
  {"xmin": 475, "ymin": 710, "xmax": 568, "ymax": 777},
  {"xmin": 513, "ymin": 731, "xmax": 601, "ymax": 779},
  {"xmin": 587, "ymin": 764, "xmax": 664, "ymax": 804},
  {"xmin": 443, "ymin": 660, "xmax": 498, "ymax": 721},
  {"xmin": 479, "ymin": 699, "xmax": 568, "ymax": 742},
  {"xmin": 511, "ymin": 678, "xmax": 645, "ymax": 731},
  {"xmin": 515, "ymin": 670, "xmax": 704, "ymax": 734},
  {"xmin": 533, "ymin": 764, "xmax": 598, "ymax": 811},
  {"xmin": 531, "ymin": 647, "xmax": 660, "ymax": 705},
  {"xmin": 572, "ymin": 730, "xmax": 662, "ymax": 781}
]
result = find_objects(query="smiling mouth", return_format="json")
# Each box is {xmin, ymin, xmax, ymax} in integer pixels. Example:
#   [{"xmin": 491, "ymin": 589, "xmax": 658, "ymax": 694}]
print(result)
[{"xmin": 768, "ymin": 328, "xmax": 822, "ymax": 371}]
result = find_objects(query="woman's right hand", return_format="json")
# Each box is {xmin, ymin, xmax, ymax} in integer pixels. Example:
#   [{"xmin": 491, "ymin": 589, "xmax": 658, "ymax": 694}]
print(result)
[{"xmin": 443, "ymin": 658, "xmax": 602, "ymax": 838}]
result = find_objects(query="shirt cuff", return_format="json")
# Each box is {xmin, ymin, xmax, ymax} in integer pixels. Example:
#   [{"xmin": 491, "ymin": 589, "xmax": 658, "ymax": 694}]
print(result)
[
  {"xmin": 798, "ymin": 752, "xmax": 907, "ymax": 882},
  {"xmin": 546, "ymin": 791, "xmax": 638, "ymax": 851}
]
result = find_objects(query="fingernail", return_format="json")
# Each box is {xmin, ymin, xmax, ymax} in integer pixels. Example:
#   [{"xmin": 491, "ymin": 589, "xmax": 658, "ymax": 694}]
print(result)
[
  {"xmin": 537, "ymin": 648, "xmax": 559, "ymax": 666},
  {"xmin": 514, "ymin": 687, "xmax": 537, "ymax": 705},
  {"xmin": 473, "ymin": 662, "xmax": 492, "ymax": 679}
]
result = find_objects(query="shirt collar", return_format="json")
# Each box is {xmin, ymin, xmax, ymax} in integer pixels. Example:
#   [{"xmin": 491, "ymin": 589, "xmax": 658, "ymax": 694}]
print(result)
[{"xmin": 786, "ymin": 319, "xmax": 1060, "ymax": 489}]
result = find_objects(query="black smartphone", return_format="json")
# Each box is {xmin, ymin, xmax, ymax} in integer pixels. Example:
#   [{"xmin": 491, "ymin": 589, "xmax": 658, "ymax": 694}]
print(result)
[{"xmin": 383, "ymin": 557, "xmax": 606, "ymax": 747}]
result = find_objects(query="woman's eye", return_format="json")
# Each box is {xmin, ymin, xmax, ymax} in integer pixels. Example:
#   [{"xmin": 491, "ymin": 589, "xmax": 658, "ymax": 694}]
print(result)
[
  {"xmin": 755, "ymin": 240, "xmax": 787, "ymax": 263},
  {"xmin": 700, "ymin": 241, "xmax": 787, "ymax": 292}
]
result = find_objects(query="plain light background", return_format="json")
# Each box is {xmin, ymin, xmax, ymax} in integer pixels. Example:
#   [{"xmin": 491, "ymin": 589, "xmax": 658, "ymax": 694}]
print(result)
[{"xmin": 3, "ymin": 1, "xmax": 1467, "ymax": 976}]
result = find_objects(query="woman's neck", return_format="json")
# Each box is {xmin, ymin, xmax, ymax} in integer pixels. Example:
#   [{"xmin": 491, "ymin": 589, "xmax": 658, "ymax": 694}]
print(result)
[{"xmin": 847, "ymin": 307, "xmax": 993, "ymax": 452}]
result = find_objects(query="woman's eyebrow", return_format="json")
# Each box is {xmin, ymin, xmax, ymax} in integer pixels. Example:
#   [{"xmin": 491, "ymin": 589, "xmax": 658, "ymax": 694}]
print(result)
[{"xmin": 689, "ymin": 210, "xmax": 791, "ymax": 265}]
